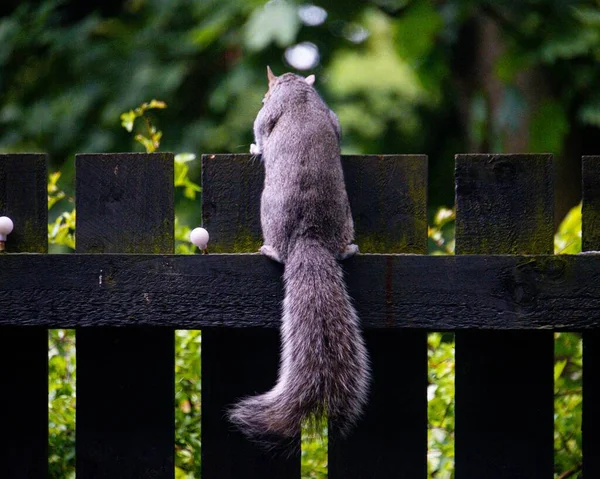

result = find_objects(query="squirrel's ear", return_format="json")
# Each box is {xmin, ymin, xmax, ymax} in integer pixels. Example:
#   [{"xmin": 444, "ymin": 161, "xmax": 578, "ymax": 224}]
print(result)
[
  {"xmin": 267, "ymin": 66, "xmax": 277, "ymax": 83},
  {"xmin": 305, "ymin": 74, "xmax": 315, "ymax": 86}
]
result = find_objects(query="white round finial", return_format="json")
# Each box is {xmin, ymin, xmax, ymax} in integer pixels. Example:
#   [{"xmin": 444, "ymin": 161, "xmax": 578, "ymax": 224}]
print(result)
[
  {"xmin": 190, "ymin": 227, "xmax": 209, "ymax": 250},
  {"xmin": 0, "ymin": 216, "xmax": 14, "ymax": 241}
]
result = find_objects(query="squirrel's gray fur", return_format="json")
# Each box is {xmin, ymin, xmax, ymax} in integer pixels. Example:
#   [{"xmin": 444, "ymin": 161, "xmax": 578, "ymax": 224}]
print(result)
[{"xmin": 229, "ymin": 67, "xmax": 370, "ymax": 439}]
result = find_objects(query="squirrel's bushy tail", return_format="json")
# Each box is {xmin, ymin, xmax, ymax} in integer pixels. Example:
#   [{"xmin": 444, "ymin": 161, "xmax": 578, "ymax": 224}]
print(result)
[{"xmin": 229, "ymin": 240, "xmax": 370, "ymax": 438}]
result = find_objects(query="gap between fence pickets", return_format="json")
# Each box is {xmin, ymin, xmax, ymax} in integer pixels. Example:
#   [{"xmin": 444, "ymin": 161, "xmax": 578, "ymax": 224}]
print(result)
[{"xmin": 1, "ymin": 253, "xmax": 600, "ymax": 329}]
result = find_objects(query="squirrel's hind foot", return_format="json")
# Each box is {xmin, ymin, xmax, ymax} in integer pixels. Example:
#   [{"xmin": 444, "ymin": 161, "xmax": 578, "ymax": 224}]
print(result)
[{"xmin": 260, "ymin": 244, "xmax": 283, "ymax": 263}]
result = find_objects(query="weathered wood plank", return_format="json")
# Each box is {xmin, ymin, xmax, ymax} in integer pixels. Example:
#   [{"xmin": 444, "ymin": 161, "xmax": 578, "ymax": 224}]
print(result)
[
  {"xmin": 582, "ymin": 155, "xmax": 600, "ymax": 478},
  {"xmin": 3, "ymin": 253, "xmax": 600, "ymax": 330},
  {"xmin": 0, "ymin": 153, "xmax": 48, "ymax": 478},
  {"xmin": 455, "ymin": 154, "xmax": 554, "ymax": 255},
  {"xmin": 201, "ymin": 154, "xmax": 300, "ymax": 479},
  {"xmin": 75, "ymin": 153, "xmax": 175, "ymax": 479},
  {"xmin": 455, "ymin": 154, "xmax": 554, "ymax": 479},
  {"xmin": 202, "ymin": 329, "xmax": 301, "ymax": 477},
  {"xmin": 0, "ymin": 153, "xmax": 48, "ymax": 253},
  {"xmin": 201, "ymin": 154, "xmax": 264, "ymax": 253},
  {"xmin": 330, "ymin": 155, "xmax": 428, "ymax": 479},
  {"xmin": 343, "ymin": 154, "xmax": 428, "ymax": 253},
  {"xmin": 582, "ymin": 156, "xmax": 600, "ymax": 253},
  {"xmin": 76, "ymin": 153, "xmax": 174, "ymax": 254}
]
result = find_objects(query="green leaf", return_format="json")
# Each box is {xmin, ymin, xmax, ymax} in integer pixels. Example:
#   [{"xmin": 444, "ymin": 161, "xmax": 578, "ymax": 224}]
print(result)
[
  {"xmin": 555, "ymin": 203, "xmax": 582, "ymax": 254},
  {"xmin": 244, "ymin": 0, "xmax": 300, "ymax": 51},
  {"xmin": 147, "ymin": 99, "xmax": 167, "ymax": 110},
  {"xmin": 120, "ymin": 110, "xmax": 136, "ymax": 132},
  {"xmin": 183, "ymin": 180, "xmax": 202, "ymax": 200},
  {"xmin": 174, "ymin": 161, "xmax": 189, "ymax": 185},
  {"xmin": 555, "ymin": 359, "xmax": 568, "ymax": 381},
  {"xmin": 175, "ymin": 152, "xmax": 196, "ymax": 163},
  {"xmin": 135, "ymin": 134, "xmax": 156, "ymax": 153}
]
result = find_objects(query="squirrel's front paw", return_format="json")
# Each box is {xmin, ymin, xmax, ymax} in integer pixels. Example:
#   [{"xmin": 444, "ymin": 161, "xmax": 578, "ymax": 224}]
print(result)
[
  {"xmin": 338, "ymin": 244, "xmax": 359, "ymax": 260},
  {"xmin": 250, "ymin": 143, "xmax": 261, "ymax": 155}
]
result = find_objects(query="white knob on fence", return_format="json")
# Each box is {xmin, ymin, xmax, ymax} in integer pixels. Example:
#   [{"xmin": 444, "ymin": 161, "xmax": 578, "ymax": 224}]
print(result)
[
  {"xmin": 0, "ymin": 216, "xmax": 14, "ymax": 252},
  {"xmin": 190, "ymin": 227, "xmax": 209, "ymax": 253}
]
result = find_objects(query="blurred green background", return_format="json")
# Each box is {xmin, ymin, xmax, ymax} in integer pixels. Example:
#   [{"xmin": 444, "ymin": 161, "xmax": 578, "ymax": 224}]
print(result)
[
  {"xmin": 3, "ymin": 0, "xmax": 600, "ymax": 221},
  {"xmin": 1, "ymin": 0, "xmax": 595, "ymax": 477}
]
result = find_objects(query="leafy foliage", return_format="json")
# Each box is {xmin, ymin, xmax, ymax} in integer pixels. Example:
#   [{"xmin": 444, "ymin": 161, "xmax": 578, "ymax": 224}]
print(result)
[
  {"xmin": 428, "ymin": 333, "xmax": 455, "ymax": 479},
  {"xmin": 554, "ymin": 203, "xmax": 583, "ymax": 478},
  {"xmin": 554, "ymin": 332, "xmax": 583, "ymax": 479},
  {"xmin": 428, "ymin": 207, "xmax": 455, "ymax": 255},
  {"xmin": 301, "ymin": 423, "xmax": 328, "ymax": 479},
  {"xmin": 4, "ymin": 0, "xmax": 600, "ymax": 210},
  {"xmin": 48, "ymin": 330, "xmax": 76, "ymax": 479},
  {"xmin": 120, "ymin": 99, "xmax": 167, "ymax": 153},
  {"xmin": 555, "ymin": 203, "xmax": 582, "ymax": 254},
  {"xmin": 175, "ymin": 330, "xmax": 202, "ymax": 478},
  {"xmin": 47, "ymin": 171, "xmax": 75, "ymax": 251}
]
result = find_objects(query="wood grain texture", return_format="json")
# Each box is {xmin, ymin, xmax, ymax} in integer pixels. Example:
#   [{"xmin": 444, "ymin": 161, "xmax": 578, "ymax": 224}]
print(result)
[
  {"xmin": 455, "ymin": 154, "xmax": 554, "ymax": 255},
  {"xmin": 582, "ymin": 156, "xmax": 600, "ymax": 253},
  {"xmin": 201, "ymin": 154, "xmax": 264, "ymax": 253},
  {"xmin": 329, "ymin": 155, "xmax": 428, "ymax": 479},
  {"xmin": 201, "ymin": 329, "xmax": 300, "ymax": 478},
  {"xmin": 3, "ymin": 253, "xmax": 600, "ymax": 329},
  {"xmin": 582, "ymin": 155, "xmax": 599, "ymax": 478},
  {"xmin": 343, "ymin": 154, "xmax": 428, "ymax": 253},
  {"xmin": 0, "ymin": 328, "xmax": 48, "ymax": 478},
  {"xmin": 0, "ymin": 153, "xmax": 48, "ymax": 478},
  {"xmin": 0, "ymin": 153, "xmax": 48, "ymax": 253},
  {"xmin": 455, "ymin": 154, "xmax": 554, "ymax": 479},
  {"xmin": 75, "ymin": 153, "xmax": 175, "ymax": 479},
  {"xmin": 76, "ymin": 153, "xmax": 174, "ymax": 253},
  {"xmin": 201, "ymin": 154, "xmax": 300, "ymax": 479}
]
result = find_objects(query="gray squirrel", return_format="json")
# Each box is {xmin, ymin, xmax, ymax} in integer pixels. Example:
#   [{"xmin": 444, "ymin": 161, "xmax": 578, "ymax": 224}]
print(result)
[{"xmin": 229, "ymin": 67, "xmax": 370, "ymax": 439}]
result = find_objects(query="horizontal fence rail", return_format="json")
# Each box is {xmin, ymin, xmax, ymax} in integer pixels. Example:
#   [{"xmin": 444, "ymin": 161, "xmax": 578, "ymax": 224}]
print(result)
[
  {"xmin": 2, "ymin": 253, "xmax": 600, "ymax": 329},
  {"xmin": 0, "ymin": 152, "xmax": 599, "ymax": 479}
]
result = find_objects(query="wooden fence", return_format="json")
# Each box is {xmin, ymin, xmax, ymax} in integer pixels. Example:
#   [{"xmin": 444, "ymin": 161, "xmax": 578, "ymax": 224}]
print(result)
[{"xmin": 0, "ymin": 152, "xmax": 598, "ymax": 478}]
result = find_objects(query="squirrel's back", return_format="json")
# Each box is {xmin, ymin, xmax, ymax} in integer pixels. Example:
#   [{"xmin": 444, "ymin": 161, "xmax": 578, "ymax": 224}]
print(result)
[{"xmin": 259, "ymin": 73, "xmax": 352, "ymax": 261}]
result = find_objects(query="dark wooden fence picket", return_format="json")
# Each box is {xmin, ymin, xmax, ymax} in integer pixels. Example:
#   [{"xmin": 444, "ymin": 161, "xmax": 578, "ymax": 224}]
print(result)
[
  {"xmin": 0, "ymin": 154, "xmax": 48, "ymax": 479},
  {"xmin": 201, "ymin": 153, "xmax": 300, "ymax": 479},
  {"xmin": 454, "ymin": 154, "xmax": 555, "ymax": 479},
  {"xmin": 75, "ymin": 153, "xmax": 175, "ymax": 478},
  {"xmin": 582, "ymin": 155, "xmax": 600, "ymax": 479},
  {"xmin": 329, "ymin": 155, "xmax": 428, "ymax": 479}
]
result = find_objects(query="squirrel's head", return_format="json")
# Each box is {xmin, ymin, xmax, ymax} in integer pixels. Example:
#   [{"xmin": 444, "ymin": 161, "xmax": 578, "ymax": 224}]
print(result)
[{"xmin": 262, "ymin": 66, "xmax": 315, "ymax": 104}]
